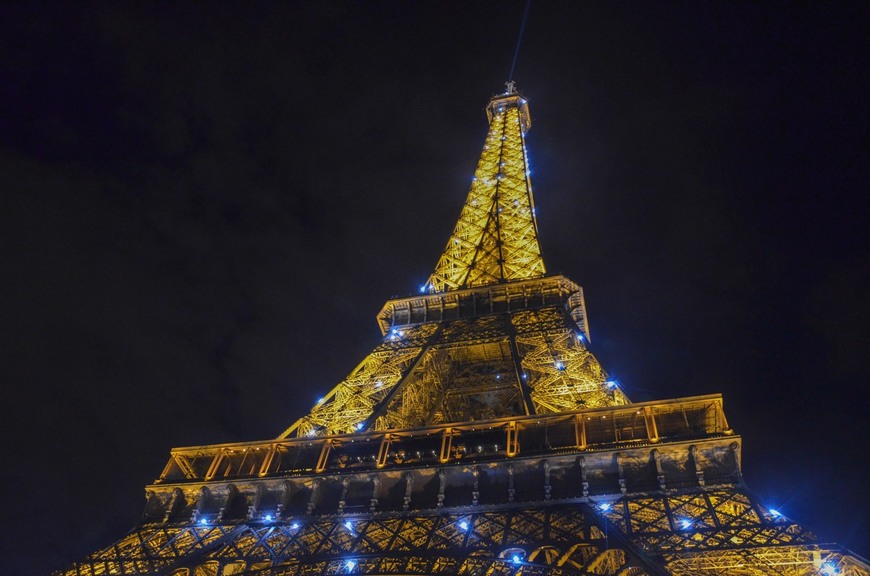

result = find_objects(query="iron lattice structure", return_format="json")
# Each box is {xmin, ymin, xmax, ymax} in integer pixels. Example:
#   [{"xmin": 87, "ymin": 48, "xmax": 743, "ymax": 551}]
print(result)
[{"xmin": 58, "ymin": 88, "xmax": 869, "ymax": 576}]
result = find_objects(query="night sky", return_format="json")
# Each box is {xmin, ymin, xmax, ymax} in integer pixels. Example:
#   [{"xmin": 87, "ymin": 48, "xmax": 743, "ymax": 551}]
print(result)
[{"xmin": 2, "ymin": 3, "xmax": 868, "ymax": 573}]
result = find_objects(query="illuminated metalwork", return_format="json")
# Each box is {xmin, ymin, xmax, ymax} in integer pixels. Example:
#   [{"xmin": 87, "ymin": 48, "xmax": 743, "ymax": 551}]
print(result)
[
  {"xmin": 58, "ymin": 89, "xmax": 868, "ymax": 576},
  {"xmin": 427, "ymin": 91, "xmax": 544, "ymax": 292}
]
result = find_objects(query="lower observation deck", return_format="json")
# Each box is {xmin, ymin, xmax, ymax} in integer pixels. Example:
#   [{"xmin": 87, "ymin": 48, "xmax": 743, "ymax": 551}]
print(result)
[{"xmin": 150, "ymin": 394, "xmax": 736, "ymax": 521}]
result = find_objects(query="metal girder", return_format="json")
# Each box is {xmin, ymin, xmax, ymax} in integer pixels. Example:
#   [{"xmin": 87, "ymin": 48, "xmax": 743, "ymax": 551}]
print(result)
[
  {"xmin": 280, "ymin": 305, "xmax": 629, "ymax": 438},
  {"xmin": 427, "ymin": 93, "xmax": 544, "ymax": 292},
  {"xmin": 57, "ymin": 505, "xmax": 657, "ymax": 576},
  {"xmin": 57, "ymin": 89, "xmax": 868, "ymax": 576}
]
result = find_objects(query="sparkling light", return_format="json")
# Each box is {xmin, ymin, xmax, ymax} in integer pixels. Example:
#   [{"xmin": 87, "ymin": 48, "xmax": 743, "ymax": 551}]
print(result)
[
  {"xmin": 264, "ymin": 514, "xmax": 272, "ymax": 521},
  {"xmin": 458, "ymin": 520, "xmax": 470, "ymax": 531},
  {"xmin": 345, "ymin": 560, "xmax": 356, "ymax": 571},
  {"xmin": 512, "ymin": 555, "xmax": 521, "ymax": 564},
  {"xmin": 291, "ymin": 522, "xmax": 300, "ymax": 529},
  {"xmin": 769, "ymin": 508, "xmax": 781, "ymax": 517},
  {"xmin": 598, "ymin": 502, "xmax": 611, "ymax": 512},
  {"xmin": 344, "ymin": 520, "xmax": 354, "ymax": 531},
  {"xmin": 680, "ymin": 519, "xmax": 692, "ymax": 530},
  {"xmin": 820, "ymin": 563, "xmax": 840, "ymax": 576}
]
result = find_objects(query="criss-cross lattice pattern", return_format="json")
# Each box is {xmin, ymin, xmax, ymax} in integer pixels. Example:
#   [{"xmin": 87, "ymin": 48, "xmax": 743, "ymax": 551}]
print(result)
[
  {"xmin": 427, "ymin": 93, "xmax": 544, "ymax": 292},
  {"xmin": 593, "ymin": 489, "xmax": 868, "ymax": 575},
  {"xmin": 59, "ymin": 506, "xmax": 655, "ymax": 576},
  {"xmin": 280, "ymin": 307, "xmax": 627, "ymax": 437}
]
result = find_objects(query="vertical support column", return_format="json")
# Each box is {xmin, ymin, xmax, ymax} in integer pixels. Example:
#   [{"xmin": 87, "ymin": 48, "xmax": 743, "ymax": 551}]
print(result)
[
  {"xmin": 376, "ymin": 434, "xmax": 393, "ymax": 468},
  {"xmin": 439, "ymin": 429, "xmax": 454, "ymax": 464},
  {"xmin": 508, "ymin": 334, "xmax": 536, "ymax": 415},
  {"xmin": 259, "ymin": 444, "xmax": 279, "ymax": 477},
  {"xmin": 643, "ymin": 406, "xmax": 660, "ymax": 443},
  {"xmin": 506, "ymin": 422, "xmax": 520, "ymax": 457},
  {"xmin": 315, "ymin": 440, "xmax": 333, "ymax": 473},
  {"xmin": 717, "ymin": 398, "xmax": 733, "ymax": 434},
  {"xmin": 575, "ymin": 415, "xmax": 587, "ymax": 450},
  {"xmin": 204, "ymin": 449, "xmax": 226, "ymax": 481}
]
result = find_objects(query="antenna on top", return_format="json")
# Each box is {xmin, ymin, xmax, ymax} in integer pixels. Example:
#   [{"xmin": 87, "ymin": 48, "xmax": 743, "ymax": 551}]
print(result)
[{"xmin": 508, "ymin": 0, "xmax": 532, "ymax": 83}]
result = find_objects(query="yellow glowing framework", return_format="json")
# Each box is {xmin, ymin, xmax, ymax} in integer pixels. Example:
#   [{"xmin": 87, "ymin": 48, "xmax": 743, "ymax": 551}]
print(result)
[
  {"xmin": 279, "ymin": 91, "xmax": 621, "ymax": 439},
  {"xmin": 427, "ymin": 93, "xmax": 544, "ymax": 292},
  {"xmin": 56, "ymin": 89, "xmax": 870, "ymax": 576},
  {"xmin": 279, "ymin": 297, "xmax": 630, "ymax": 439}
]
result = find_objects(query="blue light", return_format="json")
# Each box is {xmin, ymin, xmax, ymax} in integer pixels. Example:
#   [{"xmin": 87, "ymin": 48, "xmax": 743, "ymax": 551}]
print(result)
[
  {"xmin": 317, "ymin": 397, "xmax": 325, "ymax": 404},
  {"xmin": 680, "ymin": 519, "xmax": 692, "ymax": 530},
  {"xmin": 769, "ymin": 508, "xmax": 781, "ymax": 517},
  {"xmin": 605, "ymin": 380, "xmax": 617, "ymax": 389},
  {"xmin": 345, "ymin": 560, "xmax": 356, "ymax": 571},
  {"xmin": 458, "ymin": 520, "xmax": 469, "ymax": 531},
  {"xmin": 598, "ymin": 502, "xmax": 611, "ymax": 512},
  {"xmin": 555, "ymin": 361, "xmax": 565, "ymax": 370},
  {"xmin": 264, "ymin": 514, "xmax": 272, "ymax": 521},
  {"xmin": 512, "ymin": 555, "xmax": 521, "ymax": 564},
  {"xmin": 419, "ymin": 285, "xmax": 426, "ymax": 293},
  {"xmin": 199, "ymin": 518, "xmax": 208, "ymax": 525},
  {"xmin": 355, "ymin": 423, "xmax": 364, "ymax": 431},
  {"xmin": 344, "ymin": 520, "xmax": 354, "ymax": 531},
  {"xmin": 820, "ymin": 563, "xmax": 840, "ymax": 576},
  {"xmin": 291, "ymin": 522, "xmax": 300, "ymax": 529}
]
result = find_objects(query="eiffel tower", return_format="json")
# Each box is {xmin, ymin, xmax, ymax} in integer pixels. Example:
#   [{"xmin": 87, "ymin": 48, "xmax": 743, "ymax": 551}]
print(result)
[{"xmin": 58, "ymin": 86, "xmax": 869, "ymax": 576}]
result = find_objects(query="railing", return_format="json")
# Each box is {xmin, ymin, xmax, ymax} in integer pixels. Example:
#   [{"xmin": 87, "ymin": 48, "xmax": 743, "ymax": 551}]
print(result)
[{"xmin": 156, "ymin": 394, "xmax": 731, "ymax": 484}]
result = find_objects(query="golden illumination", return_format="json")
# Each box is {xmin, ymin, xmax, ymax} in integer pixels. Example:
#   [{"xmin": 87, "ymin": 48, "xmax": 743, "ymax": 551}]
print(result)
[{"xmin": 57, "ymin": 90, "xmax": 869, "ymax": 576}]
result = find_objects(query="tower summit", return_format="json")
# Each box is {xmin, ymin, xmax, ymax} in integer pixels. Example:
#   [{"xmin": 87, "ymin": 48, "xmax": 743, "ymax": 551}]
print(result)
[
  {"xmin": 277, "ymin": 87, "xmax": 627, "ymax": 440},
  {"xmin": 58, "ymin": 89, "xmax": 869, "ymax": 576},
  {"xmin": 427, "ymin": 87, "xmax": 542, "ymax": 292}
]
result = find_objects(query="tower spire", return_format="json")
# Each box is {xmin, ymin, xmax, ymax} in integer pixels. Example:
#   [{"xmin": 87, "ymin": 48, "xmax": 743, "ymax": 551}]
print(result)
[
  {"xmin": 426, "ymin": 89, "xmax": 544, "ymax": 293},
  {"xmin": 59, "ymin": 86, "xmax": 870, "ymax": 576}
]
